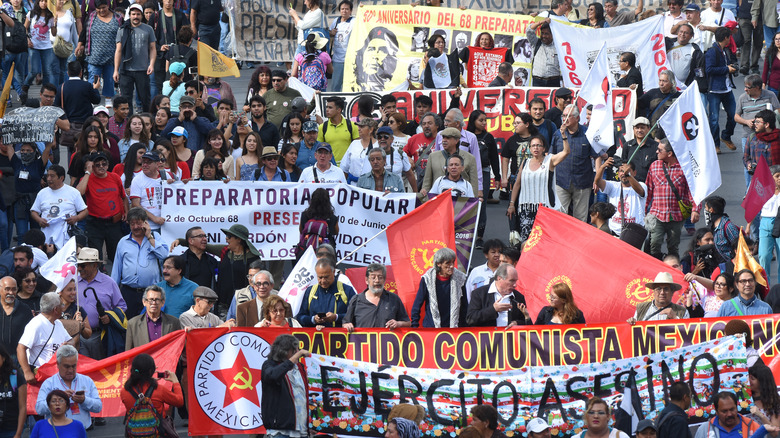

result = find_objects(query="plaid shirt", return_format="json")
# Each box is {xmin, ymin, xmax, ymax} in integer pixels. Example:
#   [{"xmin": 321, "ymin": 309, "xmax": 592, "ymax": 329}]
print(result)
[
  {"xmin": 107, "ymin": 116, "xmax": 126, "ymax": 139},
  {"xmin": 646, "ymin": 160, "xmax": 694, "ymax": 222},
  {"xmin": 743, "ymin": 135, "xmax": 772, "ymax": 171}
]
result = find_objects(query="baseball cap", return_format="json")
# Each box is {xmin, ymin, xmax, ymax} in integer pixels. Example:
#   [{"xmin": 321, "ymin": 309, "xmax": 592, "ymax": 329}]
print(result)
[
  {"xmin": 89, "ymin": 151, "xmax": 110, "ymax": 163},
  {"xmin": 169, "ymin": 62, "xmax": 186, "ymax": 76},
  {"xmin": 441, "ymin": 127, "xmax": 461, "ymax": 138},
  {"xmin": 636, "ymin": 420, "xmax": 657, "ymax": 433},
  {"xmin": 128, "ymin": 3, "xmax": 143, "ymax": 14},
  {"xmin": 291, "ymin": 97, "xmax": 308, "ymax": 113},
  {"xmin": 93, "ymin": 106, "xmax": 109, "ymax": 116},
  {"xmin": 170, "ymin": 126, "xmax": 188, "ymax": 138},
  {"xmin": 141, "ymin": 152, "xmax": 161, "ymax": 162},
  {"xmin": 179, "ymin": 96, "xmax": 196, "ymax": 107},
  {"xmin": 527, "ymin": 418, "xmax": 550, "ymax": 434},
  {"xmin": 684, "ymin": 3, "xmax": 700, "ymax": 11},
  {"xmin": 315, "ymin": 143, "xmax": 332, "ymax": 153},
  {"xmin": 302, "ymin": 120, "xmax": 319, "ymax": 132},
  {"xmin": 377, "ymin": 126, "xmax": 393, "ymax": 137},
  {"xmin": 632, "ymin": 117, "xmax": 650, "ymax": 127}
]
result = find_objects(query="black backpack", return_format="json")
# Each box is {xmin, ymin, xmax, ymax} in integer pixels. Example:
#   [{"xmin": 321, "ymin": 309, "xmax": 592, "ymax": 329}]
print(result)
[{"xmin": 3, "ymin": 16, "xmax": 28, "ymax": 54}]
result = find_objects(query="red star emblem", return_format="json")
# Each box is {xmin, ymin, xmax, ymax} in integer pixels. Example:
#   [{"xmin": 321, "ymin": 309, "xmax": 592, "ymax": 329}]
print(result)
[{"xmin": 210, "ymin": 350, "xmax": 263, "ymax": 408}]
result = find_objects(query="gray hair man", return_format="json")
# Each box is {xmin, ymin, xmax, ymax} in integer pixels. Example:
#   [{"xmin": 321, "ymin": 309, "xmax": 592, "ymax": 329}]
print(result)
[
  {"xmin": 17, "ymin": 292, "xmax": 75, "ymax": 383},
  {"xmin": 433, "ymin": 108, "xmax": 483, "ymax": 197},
  {"xmin": 0, "ymin": 276, "xmax": 32, "ymax": 362},
  {"xmin": 125, "ymin": 285, "xmax": 182, "ymax": 350},
  {"xmin": 343, "ymin": 264, "xmax": 410, "ymax": 332},
  {"xmin": 295, "ymin": 258, "xmax": 357, "ymax": 328},
  {"xmin": 236, "ymin": 270, "xmax": 278, "ymax": 327},
  {"xmin": 35, "ymin": 344, "xmax": 102, "ymax": 428}
]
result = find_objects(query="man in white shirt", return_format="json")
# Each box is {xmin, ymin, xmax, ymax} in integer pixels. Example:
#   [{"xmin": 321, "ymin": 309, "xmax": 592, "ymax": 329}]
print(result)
[
  {"xmin": 30, "ymin": 165, "xmax": 88, "ymax": 249},
  {"xmin": 299, "ymin": 143, "xmax": 347, "ymax": 183},
  {"xmin": 699, "ymin": 0, "xmax": 735, "ymax": 48},
  {"xmin": 595, "ymin": 159, "xmax": 647, "ymax": 236},
  {"xmin": 465, "ymin": 239, "xmax": 505, "ymax": 301},
  {"xmin": 667, "ymin": 23, "xmax": 705, "ymax": 89},
  {"xmin": 17, "ymin": 292, "xmax": 75, "ymax": 383},
  {"xmin": 429, "ymin": 155, "xmax": 474, "ymax": 197},
  {"xmin": 129, "ymin": 151, "xmax": 165, "ymax": 231}
]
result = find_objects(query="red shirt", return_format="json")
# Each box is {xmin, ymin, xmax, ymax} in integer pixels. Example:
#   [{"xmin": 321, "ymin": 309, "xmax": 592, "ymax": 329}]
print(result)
[
  {"xmin": 120, "ymin": 381, "xmax": 183, "ymax": 416},
  {"xmin": 85, "ymin": 171, "xmax": 126, "ymax": 218},
  {"xmin": 405, "ymin": 132, "xmax": 437, "ymax": 164}
]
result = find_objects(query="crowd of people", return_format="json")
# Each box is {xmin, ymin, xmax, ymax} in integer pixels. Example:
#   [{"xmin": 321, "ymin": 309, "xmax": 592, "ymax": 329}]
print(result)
[{"xmin": 0, "ymin": 0, "xmax": 779, "ymax": 435}]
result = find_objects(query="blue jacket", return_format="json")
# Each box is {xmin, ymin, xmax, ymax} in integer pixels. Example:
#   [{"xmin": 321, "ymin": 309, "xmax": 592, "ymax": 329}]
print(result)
[
  {"xmin": 161, "ymin": 117, "xmax": 216, "ymax": 152},
  {"xmin": 295, "ymin": 281, "xmax": 356, "ymax": 327},
  {"xmin": 704, "ymin": 42, "xmax": 735, "ymax": 93}
]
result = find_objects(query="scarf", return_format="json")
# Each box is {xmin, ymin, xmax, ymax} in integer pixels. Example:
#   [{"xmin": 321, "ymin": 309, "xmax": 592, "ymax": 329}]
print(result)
[
  {"xmin": 393, "ymin": 418, "xmax": 421, "ymax": 438},
  {"xmin": 422, "ymin": 267, "xmax": 467, "ymax": 328}
]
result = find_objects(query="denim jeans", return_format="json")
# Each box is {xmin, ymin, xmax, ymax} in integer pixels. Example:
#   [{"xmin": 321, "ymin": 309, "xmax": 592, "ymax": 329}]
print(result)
[
  {"xmin": 219, "ymin": 19, "xmax": 231, "ymax": 55},
  {"xmin": 53, "ymin": 55, "xmax": 68, "ymax": 87},
  {"xmin": 87, "ymin": 63, "xmax": 116, "ymax": 98},
  {"xmin": 764, "ymin": 26, "xmax": 778, "ymax": 50},
  {"xmin": 328, "ymin": 62, "xmax": 345, "ymax": 92},
  {"xmin": 759, "ymin": 216, "xmax": 780, "ymax": 283},
  {"xmin": 197, "ymin": 23, "xmax": 221, "ymax": 50},
  {"xmin": 24, "ymin": 48, "xmax": 55, "ymax": 88},
  {"xmin": 2, "ymin": 51, "xmax": 28, "ymax": 96},
  {"xmin": 706, "ymin": 91, "xmax": 736, "ymax": 146}
]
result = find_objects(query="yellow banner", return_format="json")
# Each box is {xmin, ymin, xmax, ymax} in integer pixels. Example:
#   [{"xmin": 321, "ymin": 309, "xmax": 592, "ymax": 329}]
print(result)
[
  {"xmin": 197, "ymin": 41, "xmax": 240, "ymax": 78},
  {"xmin": 343, "ymin": 5, "xmax": 534, "ymax": 92},
  {"xmin": 0, "ymin": 62, "xmax": 14, "ymax": 117}
]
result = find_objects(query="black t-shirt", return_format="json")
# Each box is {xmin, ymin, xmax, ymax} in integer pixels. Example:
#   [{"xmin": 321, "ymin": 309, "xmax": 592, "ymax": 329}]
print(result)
[
  {"xmin": 544, "ymin": 107, "xmax": 563, "ymax": 128},
  {"xmin": 0, "ymin": 367, "xmax": 23, "ymax": 431},
  {"xmin": 500, "ymin": 133, "xmax": 532, "ymax": 176},
  {"xmin": 190, "ymin": 0, "xmax": 222, "ymax": 25}
]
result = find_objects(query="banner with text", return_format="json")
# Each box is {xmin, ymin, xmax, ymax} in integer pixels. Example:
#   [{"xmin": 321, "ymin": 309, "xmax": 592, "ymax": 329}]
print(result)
[
  {"xmin": 307, "ymin": 336, "xmax": 744, "ymax": 437},
  {"xmin": 549, "ymin": 15, "xmax": 668, "ymax": 90},
  {"xmin": 343, "ymin": 6, "xmax": 534, "ymax": 92},
  {"xmin": 187, "ymin": 316, "xmax": 780, "ymax": 435},
  {"xmin": 225, "ymin": 0, "xmax": 660, "ymax": 63},
  {"xmin": 317, "ymin": 87, "xmax": 637, "ymax": 153},
  {"xmin": 1, "ymin": 106, "xmax": 65, "ymax": 144},
  {"xmin": 160, "ymin": 181, "xmax": 415, "ymax": 263}
]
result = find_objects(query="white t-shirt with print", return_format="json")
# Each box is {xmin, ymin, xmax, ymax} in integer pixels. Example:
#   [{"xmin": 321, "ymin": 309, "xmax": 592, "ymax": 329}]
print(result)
[
  {"xmin": 18, "ymin": 314, "xmax": 73, "ymax": 367},
  {"xmin": 129, "ymin": 172, "xmax": 163, "ymax": 226},
  {"xmin": 31, "ymin": 185, "xmax": 87, "ymax": 249},
  {"xmin": 601, "ymin": 180, "xmax": 647, "ymax": 235}
]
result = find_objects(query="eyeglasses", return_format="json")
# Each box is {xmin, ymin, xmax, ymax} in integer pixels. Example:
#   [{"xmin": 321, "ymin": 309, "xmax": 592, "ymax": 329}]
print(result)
[
  {"xmin": 714, "ymin": 282, "xmax": 728, "ymax": 288},
  {"xmin": 738, "ymin": 279, "xmax": 755, "ymax": 284},
  {"xmin": 145, "ymin": 298, "xmax": 163, "ymax": 303},
  {"xmin": 270, "ymin": 307, "xmax": 286, "ymax": 314},
  {"xmin": 191, "ymin": 234, "xmax": 207, "ymax": 239},
  {"xmin": 93, "ymin": 161, "xmax": 109, "ymax": 168},
  {"xmin": 378, "ymin": 134, "xmax": 392, "ymax": 139},
  {"xmin": 272, "ymin": 78, "xmax": 283, "ymax": 83},
  {"xmin": 23, "ymin": 278, "xmax": 36, "ymax": 283},
  {"xmin": 256, "ymin": 281, "xmax": 272, "ymax": 287},
  {"xmin": 588, "ymin": 411, "xmax": 607, "ymax": 416}
]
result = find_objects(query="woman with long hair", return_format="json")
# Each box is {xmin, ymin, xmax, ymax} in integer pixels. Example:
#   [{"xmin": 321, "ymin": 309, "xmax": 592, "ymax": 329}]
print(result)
[
  {"xmin": 278, "ymin": 113, "xmax": 305, "ymax": 152},
  {"xmin": 193, "ymin": 129, "xmax": 234, "ymax": 179},
  {"xmin": 506, "ymin": 131, "xmax": 569, "ymax": 243},
  {"xmin": 169, "ymin": 127, "xmax": 193, "ymax": 171},
  {"xmin": 580, "ymin": 2, "xmax": 606, "ymax": 27},
  {"xmin": 197, "ymin": 157, "xmax": 227, "ymax": 181},
  {"xmin": 244, "ymin": 65, "xmax": 272, "ymax": 110},
  {"xmin": 117, "ymin": 114, "xmax": 152, "ymax": 162},
  {"xmin": 120, "ymin": 354, "xmax": 182, "ymax": 431},
  {"xmin": 68, "ymin": 125, "xmax": 107, "ymax": 185},
  {"xmin": 149, "ymin": 95, "xmax": 171, "ymax": 115},
  {"xmin": 500, "ymin": 113, "xmax": 538, "ymax": 191},
  {"xmin": 83, "ymin": 115, "xmax": 121, "ymax": 164},
  {"xmin": 535, "ymin": 282, "xmax": 585, "ymax": 324},
  {"xmin": 23, "ymin": 0, "xmax": 56, "ymax": 90},
  {"xmin": 280, "ymin": 143, "xmax": 302, "ymax": 182},
  {"xmin": 153, "ymin": 107, "xmax": 171, "ymax": 140},
  {"xmin": 467, "ymin": 109, "xmax": 501, "ymax": 246},
  {"xmin": 299, "ymin": 187, "xmax": 339, "ymax": 248},
  {"xmin": 13, "ymin": 267, "xmax": 43, "ymax": 314},
  {"xmin": 235, "ymin": 131, "xmax": 262, "ymax": 181},
  {"xmin": 748, "ymin": 363, "xmax": 780, "ymax": 425},
  {"xmin": 156, "ymin": 140, "xmax": 190, "ymax": 181},
  {"xmin": 388, "ymin": 112, "xmax": 410, "ymax": 152},
  {"xmin": 763, "ymin": 32, "xmax": 780, "ymax": 96},
  {"xmin": 352, "ymin": 95, "xmax": 376, "ymax": 122},
  {"xmin": 292, "ymin": 33, "xmax": 333, "ymax": 91},
  {"xmin": 51, "ymin": 0, "xmax": 77, "ymax": 86},
  {"xmin": 30, "ymin": 389, "xmax": 86, "ymax": 437},
  {"xmin": 0, "ymin": 344, "xmax": 26, "ymax": 437},
  {"xmin": 113, "ymin": 143, "xmax": 148, "ymax": 190},
  {"xmin": 684, "ymin": 272, "xmax": 735, "ymax": 317},
  {"xmin": 421, "ymin": 33, "xmax": 460, "ymax": 89}
]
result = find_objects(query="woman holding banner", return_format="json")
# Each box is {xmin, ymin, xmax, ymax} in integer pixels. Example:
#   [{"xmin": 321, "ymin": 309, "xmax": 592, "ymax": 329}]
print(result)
[
  {"xmin": 421, "ymin": 33, "xmax": 460, "ymax": 89},
  {"xmin": 534, "ymin": 282, "xmax": 585, "ymax": 325},
  {"xmin": 747, "ymin": 363, "xmax": 780, "ymax": 425},
  {"xmin": 261, "ymin": 335, "xmax": 310, "ymax": 438},
  {"xmin": 458, "ymin": 32, "xmax": 514, "ymax": 87}
]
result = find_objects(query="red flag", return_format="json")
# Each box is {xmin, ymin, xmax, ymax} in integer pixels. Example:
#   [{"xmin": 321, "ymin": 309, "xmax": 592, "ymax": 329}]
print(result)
[
  {"xmin": 516, "ymin": 207, "xmax": 688, "ymax": 324},
  {"xmin": 27, "ymin": 330, "xmax": 186, "ymax": 416},
  {"xmin": 386, "ymin": 190, "xmax": 455, "ymax": 314},
  {"xmin": 345, "ymin": 265, "xmax": 397, "ymax": 295},
  {"xmin": 741, "ymin": 156, "xmax": 774, "ymax": 222}
]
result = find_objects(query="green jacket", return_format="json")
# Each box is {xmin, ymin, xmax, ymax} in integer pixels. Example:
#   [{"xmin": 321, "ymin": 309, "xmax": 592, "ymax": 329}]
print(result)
[{"xmin": 751, "ymin": 0, "xmax": 778, "ymax": 28}]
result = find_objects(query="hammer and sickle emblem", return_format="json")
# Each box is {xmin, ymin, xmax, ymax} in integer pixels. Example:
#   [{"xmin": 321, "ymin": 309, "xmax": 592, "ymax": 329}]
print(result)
[{"xmin": 230, "ymin": 367, "xmax": 254, "ymax": 391}]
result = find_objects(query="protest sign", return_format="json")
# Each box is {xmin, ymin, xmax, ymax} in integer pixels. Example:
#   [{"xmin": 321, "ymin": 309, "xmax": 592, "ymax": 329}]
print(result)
[
  {"xmin": 159, "ymin": 181, "xmax": 415, "ymax": 264},
  {"xmin": 1, "ymin": 106, "xmax": 64, "ymax": 144},
  {"xmin": 342, "ymin": 6, "xmax": 534, "ymax": 92},
  {"xmin": 317, "ymin": 87, "xmax": 637, "ymax": 151},
  {"xmin": 186, "ymin": 316, "xmax": 770, "ymax": 436},
  {"xmin": 549, "ymin": 15, "xmax": 668, "ymax": 90}
]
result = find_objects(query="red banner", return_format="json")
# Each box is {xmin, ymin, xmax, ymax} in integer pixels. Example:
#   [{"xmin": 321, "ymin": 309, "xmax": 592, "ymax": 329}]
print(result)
[
  {"xmin": 27, "ymin": 330, "xmax": 185, "ymax": 417},
  {"xmin": 516, "ymin": 207, "xmax": 688, "ymax": 324},
  {"xmin": 186, "ymin": 316, "xmax": 780, "ymax": 435},
  {"xmin": 386, "ymin": 190, "xmax": 455, "ymax": 314},
  {"xmin": 466, "ymin": 46, "xmax": 507, "ymax": 88},
  {"xmin": 345, "ymin": 265, "xmax": 398, "ymax": 295},
  {"xmin": 742, "ymin": 156, "xmax": 773, "ymax": 223}
]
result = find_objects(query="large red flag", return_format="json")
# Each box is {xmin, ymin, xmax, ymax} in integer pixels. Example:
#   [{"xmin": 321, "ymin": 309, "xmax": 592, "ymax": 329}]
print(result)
[
  {"xmin": 27, "ymin": 330, "xmax": 186, "ymax": 416},
  {"xmin": 741, "ymin": 156, "xmax": 774, "ymax": 222},
  {"xmin": 516, "ymin": 207, "xmax": 688, "ymax": 324},
  {"xmin": 386, "ymin": 190, "xmax": 455, "ymax": 313}
]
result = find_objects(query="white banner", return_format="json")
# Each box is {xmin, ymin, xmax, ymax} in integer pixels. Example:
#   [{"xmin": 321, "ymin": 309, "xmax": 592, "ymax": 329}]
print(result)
[
  {"xmin": 579, "ymin": 42, "xmax": 613, "ymax": 154},
  {"xmin": 658, "ymin": 85, "xmax": 721, "ymax": 204},
  {"xmin": 160, "ymin": 181, "xmax": 416, "ymax": 263},
  {"xmin": 278, "ymin": 246, "xmax": 317, "ymax": 315},
  {"xmin": 549, "ymin": 15, "xmax": 668, "ymax": 90},
  {"xmin": 40, "ymin": 237, "xmax": 77, "ymax": 293}
]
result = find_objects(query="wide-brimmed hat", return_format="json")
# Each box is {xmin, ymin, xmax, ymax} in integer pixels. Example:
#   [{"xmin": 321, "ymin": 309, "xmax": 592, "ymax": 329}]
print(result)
[
  {"xmin": 261, "ymin": 146, "xmax": 280, "ymax": 159},
  {"xmin": 645, "ymin": 272, "xmax": 682, "ymax": 292},
  {"xmin": 301, "ymin": 33, "xmax": 328, "ymax": 50},
  {"xmin": 220, "ymin": 224, "xmax": 260, "ymax": 257},
  {"xmin": 77, "ymin": 247, "xmax": 103, "ymax": 264}
]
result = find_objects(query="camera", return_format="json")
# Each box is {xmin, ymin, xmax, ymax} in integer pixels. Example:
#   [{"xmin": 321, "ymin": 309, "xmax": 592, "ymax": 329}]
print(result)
[
  {"xmin": 694, "ymin": 244, "xmax": 719, "ymax": 270},
  {"xmin": 611, "ymin": 154, "xmax": 623, "ymax": 168},
  {"xmin": 426, "ymin": 48, "xmax": 441, "ymax": 59}
]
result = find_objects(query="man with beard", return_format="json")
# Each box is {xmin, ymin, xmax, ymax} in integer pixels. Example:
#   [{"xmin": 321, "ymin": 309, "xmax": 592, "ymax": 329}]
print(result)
[
  {"xmin": 352, "ymin": 27, "xmax": 399, "ymax": 91},
  {"xmin": 0, "ymin": 276, "xmax": 32, "ymax": 363},
  {"xmin": 405, "ymin": 112, "xmax": 440, "ymax": 182},
  {"xmin": 113, "ymin": 3, "xmax": 156, "ymax": 115},
  {"xmin": 342, "ymin": 264, "xmax": 409, "ymax": 331}
]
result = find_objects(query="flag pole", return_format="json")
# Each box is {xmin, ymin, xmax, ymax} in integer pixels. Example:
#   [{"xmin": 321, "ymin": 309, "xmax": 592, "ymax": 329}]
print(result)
[
  {"xmin": 625, "ymin": 117, "xmax": 661, "ymax": 165},
  {"xmin": 336, "ymin": 227, "xmax": 389, "ymax": 265}
]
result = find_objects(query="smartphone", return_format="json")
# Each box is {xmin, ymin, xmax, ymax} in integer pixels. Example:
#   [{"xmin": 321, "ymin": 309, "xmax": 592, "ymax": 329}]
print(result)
[
  {"xmin": 93, "ymin": 75, "xmax": 100, "ymax": 84},
  {"xmin": 316, "ymin": 312, "xmax": 327, "ymax": 319},
  {"xmin": 157, "ymin": 372, "xmax": 166, "ymax": 378},
  {"xmin": 75, "ymin": 390, "xmax": 85, "ymax": 396}
]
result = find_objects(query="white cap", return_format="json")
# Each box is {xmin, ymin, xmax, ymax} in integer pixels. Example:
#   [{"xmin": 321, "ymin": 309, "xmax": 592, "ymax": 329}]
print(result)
[
  {"xmin": 93, "ymin": 106, "xmax": 109, "ymax": 116},
  {"xmin": 527, "ymin": 418, "xmax": 550, "ymax": 434}
]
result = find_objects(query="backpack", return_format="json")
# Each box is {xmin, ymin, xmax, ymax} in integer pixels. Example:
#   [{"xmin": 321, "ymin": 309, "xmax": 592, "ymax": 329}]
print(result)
[
  {"xmin": 300, "ymin": 53, "xmax": 327, "ymax": 92},
  {"xmin": 125, "ymin": 385, "xmax": 162, "ymax": 438},
  {"xmin": 295, "ymin": 218, "xmax": 332, "ymax": 258},
  {"xmin": 3, "ymin": 16, "xmax": 28, "ymax": 54}
]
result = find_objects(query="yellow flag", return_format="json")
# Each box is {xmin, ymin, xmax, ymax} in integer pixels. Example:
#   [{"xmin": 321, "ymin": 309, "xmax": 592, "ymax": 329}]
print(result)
[
  {"xmin": 197, "ymin": 41, "xmax": 240, "ymax": 78},
  {"xmin": 734, "ymin": 229, "xmax": 767, "ymax": 287},
  {"xmin": 0, "ymin": 62, "xmax": 14, "ymax": 118}
]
